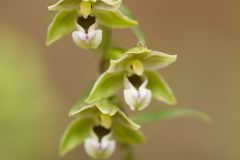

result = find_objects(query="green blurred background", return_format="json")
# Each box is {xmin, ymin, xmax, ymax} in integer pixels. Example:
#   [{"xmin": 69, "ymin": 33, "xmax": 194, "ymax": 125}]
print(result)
[{"xmin": 0, "ymin": 0, "xmax": 239, "ymax": 160}]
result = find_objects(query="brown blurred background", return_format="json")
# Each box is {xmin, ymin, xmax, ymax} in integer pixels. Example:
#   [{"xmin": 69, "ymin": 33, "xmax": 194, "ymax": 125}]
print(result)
[{"xmin": 0, "ymin": 0, "xmax": 239, "ymax": 160}]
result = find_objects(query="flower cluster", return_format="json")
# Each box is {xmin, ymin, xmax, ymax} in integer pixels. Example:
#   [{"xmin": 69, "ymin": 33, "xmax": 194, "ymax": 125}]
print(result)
[
  {"xmin": 58, "ymin": 45, "xmax": 176, "ymax": 159},
  {"xmin": 47, "ymin": 0, "xmax": 179, "ymax": 159}
]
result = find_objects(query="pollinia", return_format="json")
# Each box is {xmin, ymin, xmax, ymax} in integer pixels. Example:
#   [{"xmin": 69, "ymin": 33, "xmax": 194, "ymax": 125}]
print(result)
[{"xmin": 46, "ymin": 0, "xmax": 209, "ymax": 159}]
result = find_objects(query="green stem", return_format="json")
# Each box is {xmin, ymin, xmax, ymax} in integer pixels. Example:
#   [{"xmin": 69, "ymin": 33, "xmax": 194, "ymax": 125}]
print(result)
[{"xmin": 120, "ymin": 143, "xmax": 135, "ymax": 160}]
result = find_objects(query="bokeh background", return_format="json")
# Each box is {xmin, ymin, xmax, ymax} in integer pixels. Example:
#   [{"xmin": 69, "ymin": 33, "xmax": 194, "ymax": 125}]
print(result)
[{"xmin": 0, "ymin": 0, "xmax": 239, "ymax": 160}]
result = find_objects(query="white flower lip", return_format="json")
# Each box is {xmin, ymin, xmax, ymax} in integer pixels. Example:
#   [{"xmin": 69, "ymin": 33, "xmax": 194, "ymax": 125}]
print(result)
[
  {"xmin": 84, "ymin": 129, "xmax": 116, "ymax": 159},
  {"xmin": 72, "ymin": 17, "xmax": 102, "ymax": 49},
  {"xmin": 124, "ymin": 76, "xmax": 152, "ymax": 111}
]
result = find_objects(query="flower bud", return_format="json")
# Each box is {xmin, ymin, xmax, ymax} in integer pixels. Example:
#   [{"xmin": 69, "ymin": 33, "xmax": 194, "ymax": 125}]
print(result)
[
  {"xmin": 124, "ymin": 77, "xmax": 152, "ymax": 111},
  {"xmin": 72, "ymin": 16, "xmax": 102, "ymax": 49},
  {"xmin": 84, "ymin": 128, "xmax": 116, "ymax": 159}
]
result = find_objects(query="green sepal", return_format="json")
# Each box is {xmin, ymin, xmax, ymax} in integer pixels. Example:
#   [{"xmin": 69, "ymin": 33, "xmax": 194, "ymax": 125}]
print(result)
[
  {"xmin": 69, "ymin": 82, "xmax": 95, "ymax": 116},
  {"xmin": 48, "ymin": 0, "xmax": 80, "ymax": 11},
  {"xmin": 112, "ymin": 123, "xmax": 145, "ymax": 144},
  {"xmin": 99, "ymin": 0, "xmax": 121, "ymax": 7},
  {"xmin": 46, "ymin": 10, "xmax": 78, "ymax": 45},
  {"xmin": 94, "ymin": 0, "xmax": 122, "ymax": 11},
  {"xmin": 86, "ymin": 71, "xmax": 125, "ymax": 103},
  {"xmin": 95, "ymin": 10, "xmax": 138, "ymax": 28},
  {"xmin": 131, "ymin": 108, "xmax": 211, "ymax": 125},
  {"xmin": 70, "ymin": 104, "xmax": 100, "ymax": 117},
  {"xmin": 145, "ymin": 70, "xmax": 176, "ymax": 105},
  {"xmin": 60, "ymin": 117, "xmax": 96, "ymax": 156},
  {"xmin": 113, "ymin": 111, "xmax": 141, "ymax": 130}
]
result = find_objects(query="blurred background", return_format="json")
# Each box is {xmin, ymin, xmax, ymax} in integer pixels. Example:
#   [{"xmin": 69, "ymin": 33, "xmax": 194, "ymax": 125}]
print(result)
[{"xmin": 0, "ymin": 0, "xmax": 239, "ymax": 160}]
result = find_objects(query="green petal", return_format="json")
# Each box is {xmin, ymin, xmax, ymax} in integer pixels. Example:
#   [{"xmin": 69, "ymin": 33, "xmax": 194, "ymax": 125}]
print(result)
[
  {"xmin": 48, "ymin": 0, "xmax": 81, "ymax": 11},
  {"xmin": 131, "ymin": 108, "xmax": 211, "ymax": 125},
  {"xmin": 60, "ymin": 117, "xmax": 95, "ymax": 155},
  {"xmin": 94, "ymin": 0, "xmax": 122, "ymax": 11},
  {"xmin": 95, "ymin": 99, "xmax": 119, "ymax": 116},
  {"xmin": 112, "ymin": 123, "xmax": 145, "ymax": 144},
  {"xmin": 145, "ymin": 70, "xmax": 176, "ymax": 105},
  {"xmin": 109, "ymin": 45, "xmax": 177, "ymax": 72},
  {"xmin": 100, "ymin": 0, "xmax": 122, "ymax": 6},
  {"xmin": 143, "ymin": 51, "xmax": 177, "ymax": 70},
  {"xmin": 95, "ymin": 10, "xmax": 138, "ymax": 28},
  {"xmin": 86, "ymin": 71, "xmax": 125, "ymax": 103},
  {"xmin": 108, "ymin": 45, "xmax": 149, "ymax": 72},
  {"xmin": 125, "ymin": 45, "xmax": 149, "ymax": 54},
  {"xmin": 46, "ymin": 10, "xmax": 77, "ymax": 45}
]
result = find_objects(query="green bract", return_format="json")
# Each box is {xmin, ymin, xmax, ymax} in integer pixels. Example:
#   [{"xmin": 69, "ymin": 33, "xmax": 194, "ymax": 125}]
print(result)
[{"xmin": 86, "ymin": 45, "xmax": 177, "ymax": 106}]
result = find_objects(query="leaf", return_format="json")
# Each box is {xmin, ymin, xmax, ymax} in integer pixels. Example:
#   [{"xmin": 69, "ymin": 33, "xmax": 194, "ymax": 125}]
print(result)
[
  {"xmin": 48, "ymin": 0, "xmax": 80, "ymax": 11},
  {"xmin": 60, "ymin": 117, "xmax": 95, "ymax": 156},
  {"xmin": 86, "ymin": 71, "xmax": 125, "ymax": 103},
  {"xmin": 131, "ymin": 108, "xmax": 211, "ymax": 125},
  {"xmin": 95, "ymin": 99, "xmax": 119, "ymax": 116},
  {"xmin": 95, "ymin": 10, "xmax": 138, "ymax": 28},
  {"xmin": 46, "ymin": 10, "xmax": 77, "ymax": 45},
  {"xmin": 112, "ymin": 124, "xmax": 145, "ymax": 144},
  {"xmin": 120, "ymin": 5, "xmax": 145, "ymax": 46},
  {"xmin": 145, "ymin": 70, "xmax": 176, "ymax": 105}
]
